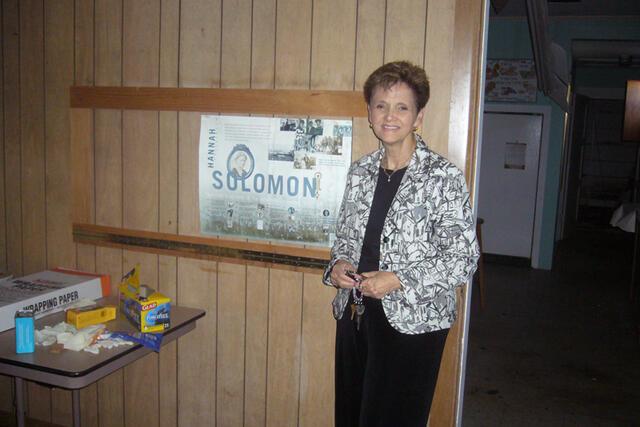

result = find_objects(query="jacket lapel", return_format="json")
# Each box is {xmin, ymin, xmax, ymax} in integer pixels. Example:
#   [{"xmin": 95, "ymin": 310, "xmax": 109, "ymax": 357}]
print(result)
[{"xmin": 386, "ymin": 137, "xmax": 430, "ymax": 222}]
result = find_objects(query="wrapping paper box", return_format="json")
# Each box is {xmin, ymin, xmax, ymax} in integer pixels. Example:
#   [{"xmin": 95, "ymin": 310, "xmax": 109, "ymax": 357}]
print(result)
[{"xmin": 0, "ymin": 268, "xmax": 110, "ymax": 333}]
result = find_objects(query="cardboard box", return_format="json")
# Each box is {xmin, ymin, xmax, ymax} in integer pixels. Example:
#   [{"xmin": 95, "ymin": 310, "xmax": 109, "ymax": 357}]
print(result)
[
  {"xmin": 66, "ymin": 305, "xmax": 117, "ymax": 329},
  {"xmin": 119, "ymin": 286, "xmax": 171, "ymax": 333},
  {"xmin": 118, "ymin": 266, "xmax": 171, "ymax": 333},
  {"xmin": 0, "ymin": 268, "xmax": 110, "ymax": 333}
]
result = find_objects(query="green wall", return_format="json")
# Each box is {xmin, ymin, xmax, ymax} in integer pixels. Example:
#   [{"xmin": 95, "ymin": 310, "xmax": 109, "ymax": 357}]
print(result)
[{"xmin": 487, "ymin": 16, "xmax": 640, "ymax": 269}]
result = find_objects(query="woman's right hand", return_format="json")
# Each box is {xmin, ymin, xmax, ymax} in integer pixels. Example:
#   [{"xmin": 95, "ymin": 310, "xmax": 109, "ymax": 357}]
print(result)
[{"xmin": 330, "ymin": 260, "xmax": 359, "ymax": 289}]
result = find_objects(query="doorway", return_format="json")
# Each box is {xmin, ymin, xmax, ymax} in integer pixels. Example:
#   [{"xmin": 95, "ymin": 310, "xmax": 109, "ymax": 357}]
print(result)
[{"xmin": 478, "ymin": 105, "xmax": 550, "ymax": 268}]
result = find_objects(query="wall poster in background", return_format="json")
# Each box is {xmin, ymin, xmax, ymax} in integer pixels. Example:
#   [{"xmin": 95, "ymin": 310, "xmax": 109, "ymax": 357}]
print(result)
[
  {"xmin": 485, "ymin": 59, "xmax": 537, "ymax": 102},
  {"xmin": 199, "ymin": 115, "xmax": 352, "ymax": 247}
]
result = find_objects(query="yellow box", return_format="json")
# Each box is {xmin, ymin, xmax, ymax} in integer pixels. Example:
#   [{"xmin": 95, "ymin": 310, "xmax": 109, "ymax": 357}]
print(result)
[
  {"xmin": 66, "ymin": 305, "xmax": 117, "ymax": 329},
  {"xmin": 118, "ymin": 266, "xmax": 171, "ymax": 333}
]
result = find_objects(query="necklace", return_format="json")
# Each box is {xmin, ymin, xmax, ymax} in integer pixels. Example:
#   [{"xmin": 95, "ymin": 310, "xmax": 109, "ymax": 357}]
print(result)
[
  {"xmin": 382, "ymin": 167, "xmax": 400, "ymax": 182},
  {"xmin": 381, "ymin": 156, "xmax": 411, "ymax": 182}
]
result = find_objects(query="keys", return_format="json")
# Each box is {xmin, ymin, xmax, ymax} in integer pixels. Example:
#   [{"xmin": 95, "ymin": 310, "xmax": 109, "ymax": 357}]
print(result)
[
  {"xmin": 351, "ymin": 302, "xmax": 365, "ymax": 330},
  {"xmin": 347, "ymin": 272, "xmax": 365, "ymax": 331}
]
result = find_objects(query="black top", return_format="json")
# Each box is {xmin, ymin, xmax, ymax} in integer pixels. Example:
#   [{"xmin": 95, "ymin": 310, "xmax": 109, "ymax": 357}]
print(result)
[{"xmin": 357, "ymin": 166, "xmax": 407, "ymax": 274}]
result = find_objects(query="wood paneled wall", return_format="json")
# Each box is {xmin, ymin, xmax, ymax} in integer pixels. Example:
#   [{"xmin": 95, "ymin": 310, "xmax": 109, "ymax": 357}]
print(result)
[{"xmin": 0, "ymin": 1, "xmax": 486, "ymax": 426}]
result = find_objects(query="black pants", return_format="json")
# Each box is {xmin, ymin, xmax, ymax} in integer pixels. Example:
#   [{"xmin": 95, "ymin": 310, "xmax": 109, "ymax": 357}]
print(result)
[{"xmin": 335, "ymin": 296, "xmax": 449, "ymax": 427}]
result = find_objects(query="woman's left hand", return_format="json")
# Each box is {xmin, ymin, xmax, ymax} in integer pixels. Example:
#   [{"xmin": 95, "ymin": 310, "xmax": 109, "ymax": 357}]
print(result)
[{"xmin": 359, "ymin": 271, "xmax": 402, "ymax": 299}]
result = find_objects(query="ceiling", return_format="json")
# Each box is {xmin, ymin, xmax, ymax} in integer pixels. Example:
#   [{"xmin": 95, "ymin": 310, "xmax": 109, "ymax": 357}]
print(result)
[
  {"xmin": 491, "ymin": 0, "xmax": 640, "ymax": 66},
  {"xmin": 491, "ymin": 0, "xmax": 640, "ymax": 17}
]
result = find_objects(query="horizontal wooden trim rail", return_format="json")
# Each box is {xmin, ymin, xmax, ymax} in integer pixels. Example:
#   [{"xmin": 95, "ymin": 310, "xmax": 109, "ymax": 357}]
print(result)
[
  {"xmin": 70, "ymin": 86, "xmax": 368, "ymax": 117},
  {"xmin": 73, "ymin": 223, "xmax": 331, "ymax": 273}
]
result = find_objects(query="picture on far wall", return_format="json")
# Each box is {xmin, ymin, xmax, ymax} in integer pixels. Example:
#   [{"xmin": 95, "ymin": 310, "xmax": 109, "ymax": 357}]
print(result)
[{"xmin": 485, "ymin": 59, "xmax": 537, "ymax": 103}]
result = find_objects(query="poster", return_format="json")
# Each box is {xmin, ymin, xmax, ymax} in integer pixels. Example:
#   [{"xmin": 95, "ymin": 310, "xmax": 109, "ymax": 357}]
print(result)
[
  {"xmin": 199, "ymin": 115, "xmax": 352, "ymax": 247},
  {"xmin": 485, "ymin": 59, "xmax": 537, "ymax": 103}
]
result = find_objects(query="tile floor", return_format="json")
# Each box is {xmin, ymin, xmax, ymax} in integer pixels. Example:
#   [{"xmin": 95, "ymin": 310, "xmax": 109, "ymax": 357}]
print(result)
[{"xmin": 462, "ymin": 229, "xmax": 640, "ymax": 426}]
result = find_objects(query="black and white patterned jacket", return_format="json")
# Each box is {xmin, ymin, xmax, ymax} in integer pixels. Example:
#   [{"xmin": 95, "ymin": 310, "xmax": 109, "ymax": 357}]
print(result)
[{"xmin": 323, "ymin": 135, "xmax": 479, "ymax": 334}]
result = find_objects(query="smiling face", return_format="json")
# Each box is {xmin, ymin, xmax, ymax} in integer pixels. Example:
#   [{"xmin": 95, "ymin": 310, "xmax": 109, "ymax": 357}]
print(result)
[{"xmin": 367, "ymin": 82, "xmax": 425, "ymax": 148}]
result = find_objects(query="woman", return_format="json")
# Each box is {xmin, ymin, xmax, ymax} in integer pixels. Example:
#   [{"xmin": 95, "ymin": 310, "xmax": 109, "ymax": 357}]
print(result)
[
  {"xmin": 323, "ymin": 61, "xmax": 479, "ymax": 427},
  {"xmin": 231, "ymin": 151, "xmax": 249, "ymax": 179}
]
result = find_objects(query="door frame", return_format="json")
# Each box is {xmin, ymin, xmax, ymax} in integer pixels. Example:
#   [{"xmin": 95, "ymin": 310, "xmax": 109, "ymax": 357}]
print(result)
[{"xmin": 481, "ymin": 103, "xmax": 552, "ymax": 268}]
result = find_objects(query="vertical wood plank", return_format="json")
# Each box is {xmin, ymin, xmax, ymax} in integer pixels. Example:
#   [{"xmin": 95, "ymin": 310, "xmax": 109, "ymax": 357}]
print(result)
[
  {"xmin": 47, "ymin": 2, "xmax": 77, "ymax": 422},
  {"xmin": 21, "ymin": 0, "xmax": 46, "ymax": 274},
  {"xmin": 251, "ymin": 0, "xmax": 276, "ymax": 89},
  {"xmin": 266, "ymin": 269, "xmax": 303, "ymax": 427},
  {"xmin": 158, "ymin": 1, "xmax": 179, "ymax": 426},
  {"xmin": 0, "ymin": 2, "xmax": 6, "ymax": 277},
  {"xmin": 177, "ymin": 2, "xmax": 221, "ymax": 424},
  {"xmin": 70, "ymin": 108, "xmax": 94, "ymax": 225},
  {"xmin": 20, "ymin": 0, "xmax": 46, "ymax": 276},
  {"xmin": 21, "ymin": 0, "xmax": 51, "ymax": 420},
  {"xmin": 299, "ymin": 274, "xmax": 336, "ymax": 427},
  {"xmin": 179, "ymin": 0, "xmax": 221, "ymax": 88},
  {"xmin": 95, "ymin": 245, "xmax": 124, "ymax": 427},
  {"xmin": 72, "ymin": 108, "xmax": 99, "ymax": 427},
  {"xmin": 269, "ymin": 2, "xmax": 312, "ymax": 425},
  {"xmin": 275, "ymin": 0, "xmax": 312, "ymax": 90},
  {"xmin": 94, "ymin": 0, "xmax": 124, "ymax": 425},
  {"xmin": 423, "ymin": 0, "xmax": 455, "ymax": 157},
  {"xmin": 352, "ymin": 0, "xmax": 385, "ymax": 160},
  {"xmin": 309, "ymin": 0, "xmax": 356, "ymax": 91},
  {"xmin": 75, "ymin": 0, "xmax": 95, "ymax": 87},
  {"xmin": 157, "ymin": 255, "xmax": 177, "ymax": 427},
  {"xmin": 0, "ymin": 5, "xmax": 9, "ymax": 410},
  {"xmin": 44, "ymin": 0, "xmax": 74, "ymax": 269},
  {"xmin": 158, "ymin": 0, "xmax": 179, "ymax": 232},
  {"xmin": 122, "ymin": 0, "xmax": 160, "ymax": 87},
  {"xmin": 352, "ymin": 120, "xmax": 379, "ymax": 161},
  {"xmin": 430, "ymin": 288, "xmax": 465, "ymax": 426},
  {"xmin": 178, "ymin": 0, "xmax": 222, "ymax": 236},
  {"xmin": 95, "ymin": 0, "xmax": 123, "ymax": 227},
  {"xmin": 383, "ymin": 0, "xmax": 428, "ymax": 65},
  {"xmin": 177, "ymin": 258, "xmax": 217, "ymax": 426},
  {"xmin": 244, "ymin": 3, "xmax": 275, "ymax": 424},
  {"xmin": 216, "ymin": 263, "xmax": 247, "ymax": 426},
  {"xmin": 354, "ymin": 0, "xmax": 384, "ymax": 87},
  {"xmin": 177, "ymin": 112, "xmax": 201, "ymax": 234},
  {"xmin": 73, "ymin": 0, "xmax": 97, "ymax": 276},
  {"xmin": 221, "ymin": 0, "xmax": 251, "ymax": 88},
  {"xmin": 95, "ymin": 106, "xmax": 122, "ymax": 228},
  {"xmin": 447, "ymin": 0, "xmax": 481, "ymax": 171},
  {"xmin": 217, "ymin": 2, "xmax": 252, "ymax": 425},
  {"xmin": 0, "ymin": 376, "xmax": 10, "ymax": 414},
  {"xmin": 122, "ymin": 1, "xmax": 160, "ymax": 426},
  {"xmin": 97, "ymin": 373, "xmax": 125, "ymax": 427},
  {"xmin": 121, "ymin": 251, "xmax": 159, "ymax": 427},
  {"xmin": 122, "ymin": 108, "xmax": 159, "ymax": 232},
  {"xmin": 2, "ymin": 0, "xmax": 22, "ymax": 276},
  {"xmin": 3, "ymin": 0, "xmax": 21, "ymax": 278},
  {"xmin": 244, "ymin": 266, "xmax": 269, "ymax": 427}
]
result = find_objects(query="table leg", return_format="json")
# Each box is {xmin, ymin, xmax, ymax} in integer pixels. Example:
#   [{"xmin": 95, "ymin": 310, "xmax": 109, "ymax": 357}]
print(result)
[
  {"xmin": 15, "ymin": 377, "xmax": 25, "ymax": 427},
  {"xmin": 72, "ymin": 389, "xmax": 81, "ymax": 427}
]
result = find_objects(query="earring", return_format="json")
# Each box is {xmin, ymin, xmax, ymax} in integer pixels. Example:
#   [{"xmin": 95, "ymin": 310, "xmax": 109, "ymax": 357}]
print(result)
[
  {"xmin": 413, "ymin": 127, "xmax": 418, "ymax": 132},
  {"xmin": 369, "ymin": 124, "xmax": 373, "ymax": 129}
]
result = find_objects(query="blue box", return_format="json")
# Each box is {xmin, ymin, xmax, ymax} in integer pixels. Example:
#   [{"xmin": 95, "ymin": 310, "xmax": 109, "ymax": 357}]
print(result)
[{"xmin": 15, "ymin": 310, "xmax": 35, "ymax": 354}]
